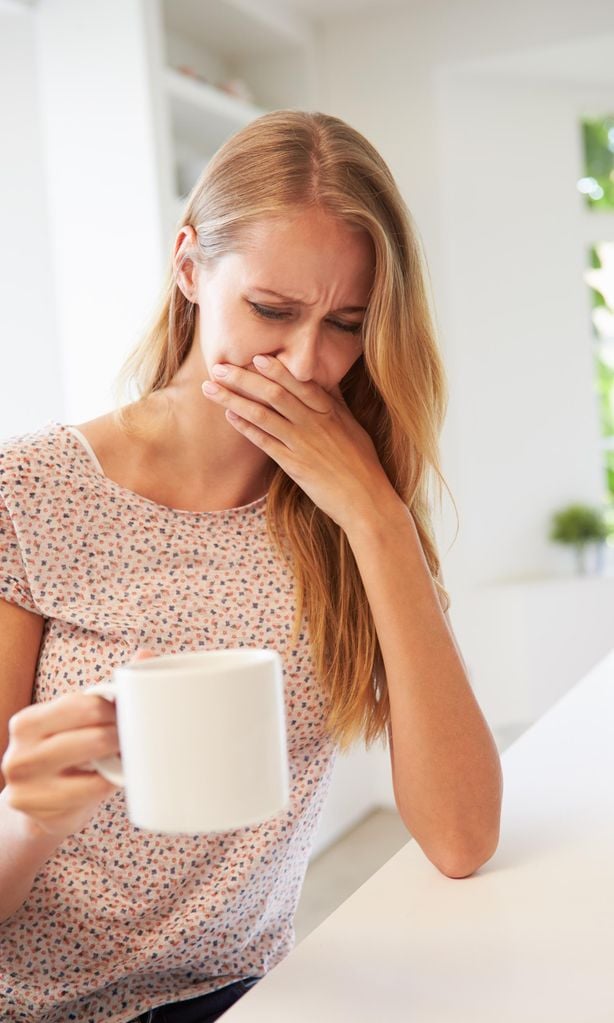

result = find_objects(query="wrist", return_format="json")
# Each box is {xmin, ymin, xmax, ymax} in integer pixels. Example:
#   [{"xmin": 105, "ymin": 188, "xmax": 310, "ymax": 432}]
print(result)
[
  {"xmin": 341, "ymin": 488, "xmax": 411, "ymax": 542},
  {"xmin": 0, "ymin": 786, "xmax": 67, "ymax": 851}
]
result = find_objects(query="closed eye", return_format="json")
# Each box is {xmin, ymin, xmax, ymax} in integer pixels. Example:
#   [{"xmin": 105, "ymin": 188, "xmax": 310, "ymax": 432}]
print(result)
[{"xmin": 247, "ymin": 301, "xmax": 363, "ymax": 335}]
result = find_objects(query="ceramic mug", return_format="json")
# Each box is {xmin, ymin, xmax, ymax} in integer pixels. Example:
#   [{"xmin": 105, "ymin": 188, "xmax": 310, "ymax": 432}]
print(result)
[{"xmin": 81, "ymin": 648, "xmax": 289, "ymax": 834}]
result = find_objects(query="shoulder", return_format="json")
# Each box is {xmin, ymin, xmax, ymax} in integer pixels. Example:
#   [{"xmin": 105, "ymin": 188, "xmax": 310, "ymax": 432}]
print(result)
[
  {"xmin": 73, "ymin": 398, "xmax": 168, "ymax": 477},
  {"xmin": 0, "ymin": 424, "xmax": 65, "ymax": 616},
  {"xmin": 0, "ymin": 420, "xmax": 104, "ymax": 528},
  {"xmin": 0, "ymin": 422, "xmax": 60, "ymax": 503},
  {"xmin": 71, "ymin": 409, "xmax": 124, "ymax": 450}
]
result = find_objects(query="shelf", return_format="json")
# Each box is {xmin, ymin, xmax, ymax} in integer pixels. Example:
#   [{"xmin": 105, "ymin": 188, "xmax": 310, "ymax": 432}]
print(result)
[
  {"xmin": 158, "ymin": 0, "xmax": 318, "ymax": 243},
  {"xmin": 165, "ymin": 66, "xmax": 268, "ymax": 156},
  {"xmin": 163, "ymin": 0, "xmax": 313, "ymax": 58}
]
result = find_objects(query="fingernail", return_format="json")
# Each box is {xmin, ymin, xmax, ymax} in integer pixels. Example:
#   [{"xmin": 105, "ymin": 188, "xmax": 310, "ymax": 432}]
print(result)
[
  {"xmin": 253, "ymin": 355, "xmax": 269, "ymax": 369},
  {"xmin": 212, "ymin": 363, "xmax": 228, "ymax": 377},
  {"xmin": 203, "ymin": 381, "xmax": 219, "ymax": 394},
  {"xmin": 132, "ymin": 649, "xmax": 156, "ymax": 662}
]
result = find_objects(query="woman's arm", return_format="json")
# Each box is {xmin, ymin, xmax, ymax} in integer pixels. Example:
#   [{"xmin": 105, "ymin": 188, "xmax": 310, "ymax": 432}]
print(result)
[
  {"xmin": 0, "ymin": 599, "xmax": 59, "ymax": 922},
  {"xmin": 343, "ymin": 495, "xmax": 503, "ymax": 879},
  {"xmin": 0, "ymin": 788, "xmax": 66, "ymax": 923},
  {"xmin": 198, "ymin": 355, "xmax": 503, "ymax": 877}
]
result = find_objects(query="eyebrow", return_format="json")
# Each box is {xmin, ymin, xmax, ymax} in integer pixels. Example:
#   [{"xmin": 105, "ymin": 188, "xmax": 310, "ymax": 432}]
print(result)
[{"xmin": 253, "ymin": 288, "xmax": 366, "ymax": 313}]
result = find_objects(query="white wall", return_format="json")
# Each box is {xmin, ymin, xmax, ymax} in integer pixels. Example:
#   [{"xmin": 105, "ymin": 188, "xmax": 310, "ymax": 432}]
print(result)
[
  {"xmin": 433, "ymin": 69, "xmax": 614, "ymax": 734},
  {"xmin": 435, "ymin": 71, "xmax": 609, "ymax": 585},
  {"xmin": 0, "ymin": 2, "xmax": 62, "ymax": 439},
  {"xmin": 316, "ymin": 2, "xmax": 614, "ymax": 741},
  {"xmin": 37, "ymin": 0, "xmax": 174, "ymax": 424}
]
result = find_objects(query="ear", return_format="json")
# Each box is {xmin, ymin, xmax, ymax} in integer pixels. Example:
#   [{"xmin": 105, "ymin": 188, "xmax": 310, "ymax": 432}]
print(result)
[{"xmin": 174, "ymin": 225, "xmax": 199, "ymax": 303}]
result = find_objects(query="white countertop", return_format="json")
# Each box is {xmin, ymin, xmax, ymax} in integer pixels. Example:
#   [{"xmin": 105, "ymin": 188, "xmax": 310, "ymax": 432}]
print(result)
[{"xmin": 225, "ymin": 648, "xmax": 614, "ymax": 1021}]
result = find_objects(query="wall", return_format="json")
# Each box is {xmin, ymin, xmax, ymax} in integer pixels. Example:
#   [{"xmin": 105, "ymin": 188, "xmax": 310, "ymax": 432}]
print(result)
[
  {"xmin": 435, "ymin": 71, "xmax": 612, "ymax": 581},
  {"xmin": 433, "ymin": 68, "xmax": 614, "ymax": 728},
  {"xmin": 316, "ymin": 2, "xmax": 614, "ymax": 736},
  {"xmin": 0, "ymin": 2, "xmax": 62, "ymax": 440},
  {"xmin": 34, "ymin": 0, "xmax": 172, "ymax": 424}
]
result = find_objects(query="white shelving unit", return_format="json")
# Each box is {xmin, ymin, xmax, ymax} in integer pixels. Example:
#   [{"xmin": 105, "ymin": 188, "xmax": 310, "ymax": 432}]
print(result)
[
  {"xmin": 165, "ymin": 66, "xmax": 267, "ymax": 154},
  {"xmin": 164, "ymin": 66, "xmax": 267, "ymax": 226},
  {"xmin": 33, "ymin": 0, "xmax": 322, "ymax": 411},
  {"xmin": 158, "ymin": 0, "xmax": 319, "ymax": 242}
]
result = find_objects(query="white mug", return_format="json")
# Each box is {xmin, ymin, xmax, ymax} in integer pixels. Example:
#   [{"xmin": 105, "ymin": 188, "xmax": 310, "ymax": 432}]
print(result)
[{"xmin": 81, "ymin": 648, "xmax": 289, "ymax": 834}]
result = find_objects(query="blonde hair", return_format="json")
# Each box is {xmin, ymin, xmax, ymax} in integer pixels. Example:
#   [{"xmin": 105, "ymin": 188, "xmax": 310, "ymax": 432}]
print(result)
[{"xmin": 113, "ymin": 109, "xmax": 456, "ymax": 752}]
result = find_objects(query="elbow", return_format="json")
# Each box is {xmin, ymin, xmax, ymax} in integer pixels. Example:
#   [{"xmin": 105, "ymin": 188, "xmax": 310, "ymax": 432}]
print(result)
[
  {"xmin": 397, "ymin": 811, "xmax": 501, "ymax": 879},
  {"xmin": 436, "ymin": 830, "xmax": 500, "ymax": 879},
  {"xmin": 437, "ymin": 858, "xmax": 485, "ymax": 880}
]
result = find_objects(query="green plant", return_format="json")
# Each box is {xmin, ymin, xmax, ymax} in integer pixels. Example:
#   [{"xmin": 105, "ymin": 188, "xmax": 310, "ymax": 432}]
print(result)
[
  {"xmin": 549, "ymin": 502, "xmax": 609, "ymax": 573},
  {"xmin": 581, "ymin": 116, "xmax": 614, "ymax": 211},
  {"xmin": 549, "ymin": 502, "xmax": 608, "ymax": 544}
]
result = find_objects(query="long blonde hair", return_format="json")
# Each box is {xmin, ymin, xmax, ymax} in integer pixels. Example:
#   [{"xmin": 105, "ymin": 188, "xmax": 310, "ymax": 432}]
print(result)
[{"xmin": 113, "ymin": 109, "xmax": 456, "ymax": 752}]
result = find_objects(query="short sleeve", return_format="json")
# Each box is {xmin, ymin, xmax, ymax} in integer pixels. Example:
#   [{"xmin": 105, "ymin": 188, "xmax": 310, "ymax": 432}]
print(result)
[{"xmin": 0, "ymin": 489, "xmax": 43, "ymax": 616}]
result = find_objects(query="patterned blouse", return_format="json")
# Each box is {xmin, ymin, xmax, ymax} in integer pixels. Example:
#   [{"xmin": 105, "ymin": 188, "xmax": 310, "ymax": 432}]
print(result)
[{"xmin": 0, "ymin": 420, "xmax": 337, "ymax": 1023}]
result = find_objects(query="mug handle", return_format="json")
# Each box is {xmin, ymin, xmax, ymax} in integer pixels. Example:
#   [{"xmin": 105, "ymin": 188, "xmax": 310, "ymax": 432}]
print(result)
[{"xmin": 80, "ymin": 681, "xmax": 125, "ymax": 786}]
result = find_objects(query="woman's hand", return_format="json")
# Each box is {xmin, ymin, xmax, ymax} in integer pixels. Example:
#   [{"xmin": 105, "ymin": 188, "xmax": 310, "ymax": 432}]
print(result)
[
  {"xmin": 1, "ymin": 649, "xmax": 156, "ymax": 840},
  {"xmin": 202, "ymin": 356, "xmax": 396, "ymax": 529}
]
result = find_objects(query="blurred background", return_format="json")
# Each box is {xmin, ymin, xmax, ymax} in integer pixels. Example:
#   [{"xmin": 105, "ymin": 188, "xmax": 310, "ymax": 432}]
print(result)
[{"xmin": 1, "ymin": 0, "xmax": 613, "ymax": 940}]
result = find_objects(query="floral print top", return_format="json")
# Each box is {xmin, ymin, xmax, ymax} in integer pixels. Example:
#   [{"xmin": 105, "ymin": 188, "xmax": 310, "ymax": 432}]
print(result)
[{"xmin": 0, "ymin": 420, "xmax": 337, "ymax": 1023}]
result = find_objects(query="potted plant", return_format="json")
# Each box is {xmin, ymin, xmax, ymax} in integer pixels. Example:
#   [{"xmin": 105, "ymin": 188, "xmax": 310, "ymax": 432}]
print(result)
[{"xmin": 549, "ymin": 502, "xmax": 609, "ymax": 575}]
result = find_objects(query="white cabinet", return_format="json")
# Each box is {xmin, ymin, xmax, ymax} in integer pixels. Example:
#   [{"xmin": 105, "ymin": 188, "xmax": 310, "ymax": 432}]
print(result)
[{"xmin": 158, "ymin": 0, "xmax": 319, "ymax": 245}]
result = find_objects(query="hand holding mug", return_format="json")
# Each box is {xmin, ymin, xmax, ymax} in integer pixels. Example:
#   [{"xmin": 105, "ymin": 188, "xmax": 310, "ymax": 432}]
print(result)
[
  {"xmin": 80, "ymin": 646, "xmax": 289, "ymax": 834},
  {"xmin": 1, "ymin": 691, "xmax": 122, "ymax": 841}
]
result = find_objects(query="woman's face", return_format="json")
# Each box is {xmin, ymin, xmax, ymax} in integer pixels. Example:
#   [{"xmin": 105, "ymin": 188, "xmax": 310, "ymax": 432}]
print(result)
[{"xmin": 187, "ymin": 207, "xmax": 376, "ymax": 392}]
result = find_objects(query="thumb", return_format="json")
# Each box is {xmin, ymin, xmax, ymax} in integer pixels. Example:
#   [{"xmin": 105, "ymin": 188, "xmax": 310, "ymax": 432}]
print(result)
[{"xmin": 131, "ymin": 648, "xmax": 157, "ymax": 662}]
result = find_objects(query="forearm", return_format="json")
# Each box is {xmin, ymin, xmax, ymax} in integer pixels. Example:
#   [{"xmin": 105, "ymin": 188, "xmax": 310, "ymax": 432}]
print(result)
[
  {"xmin": 343, "ymin": 495, "xmax": 503, "ymax": 877},
  {"xmin": 0, "ymin": 786, "xmax": 64, "ymax": 923}
]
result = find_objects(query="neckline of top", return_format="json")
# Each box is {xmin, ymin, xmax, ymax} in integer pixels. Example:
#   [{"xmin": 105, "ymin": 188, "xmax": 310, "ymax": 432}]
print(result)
[{"xmin": 49, "ymin": 420, "xmax": 270, "ymax": 518}]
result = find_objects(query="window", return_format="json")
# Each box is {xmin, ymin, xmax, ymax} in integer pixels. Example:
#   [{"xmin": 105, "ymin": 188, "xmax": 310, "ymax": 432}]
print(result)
[
  {"xmin": 585, "ymin": 243, "xmax": 614, "ymax": 502},
  {"xmin": 580, "ymin": 116, "xmax": 614, "ymax": 542},
  {"xmin": 578, "ymin": 116, "xmax": 614, "ymax": 210}
]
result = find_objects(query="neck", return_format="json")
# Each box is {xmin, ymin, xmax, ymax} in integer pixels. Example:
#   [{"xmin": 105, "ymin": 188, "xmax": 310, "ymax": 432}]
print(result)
[{"xmin": 138, "ymin": 340, "xmax": 276, "ymax": 508}]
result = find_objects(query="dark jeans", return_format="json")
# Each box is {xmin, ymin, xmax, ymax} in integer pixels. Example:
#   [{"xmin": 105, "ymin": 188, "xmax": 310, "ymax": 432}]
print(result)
[{"xmin": 131, "ymin": 977, "xmax": 261, "ymax": 1023}]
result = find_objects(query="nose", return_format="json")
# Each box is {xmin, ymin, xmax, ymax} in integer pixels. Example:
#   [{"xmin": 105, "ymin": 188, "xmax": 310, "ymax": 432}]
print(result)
[{"xmin": 277, "ymin": 325, "xmax": 321, "ymax": 382}]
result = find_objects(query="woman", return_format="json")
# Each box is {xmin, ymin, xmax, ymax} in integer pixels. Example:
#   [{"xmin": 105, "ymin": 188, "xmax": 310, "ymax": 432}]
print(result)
[{"xmin": 0, "ymin": 110, "xmax": 503, "ymax": 1022}]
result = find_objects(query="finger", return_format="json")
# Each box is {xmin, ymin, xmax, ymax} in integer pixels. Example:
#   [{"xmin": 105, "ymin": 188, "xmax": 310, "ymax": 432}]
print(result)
[
  {"xmin": 8, "ymin": 691, "xmax": 117, "ymax": 744},
  {"xmin": 205, "ymin": 363, "xmax": 306, "ymax": 424},
  {"xmin": 5, "ymin": 724, "xmax": 120, "ymax": 781},
  {"xmin": 204, "ymin": 383, "xmax": 295, "ymax": 446},
  {"xmin": 206, "ymin": 356, "xmax": 331, "ymax": 411},
  {"xmin": 250, "ymin": 355, "xmax": 333, "ymax": 414},
  {"xmin": 131, "ymin": 648, "xmax": 157, "ymax": 662},
  {"xmin": 9, "ymin": 771, "xmax": 117, "ymax": 815},
  {"xmin": 224, "ymin": 407, "xmax": 289, "ymax": 462}
]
